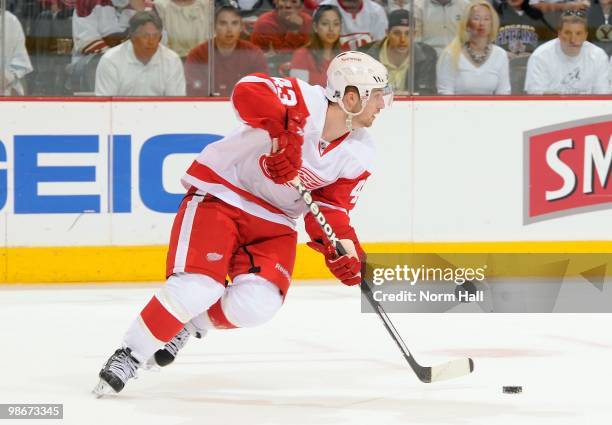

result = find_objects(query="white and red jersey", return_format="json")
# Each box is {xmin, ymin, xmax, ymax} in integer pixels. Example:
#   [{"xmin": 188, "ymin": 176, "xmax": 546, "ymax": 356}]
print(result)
[
  {"xmin": 319, "ymin": 0, "xmax": 388, "ymax": 50},
  {"xmin": 182, "ymin": 74, "xmax": 374, "ymax": 246},
  {"xmin": 72, "ymin": 0, "xmax": 135, "ymax": 58}
]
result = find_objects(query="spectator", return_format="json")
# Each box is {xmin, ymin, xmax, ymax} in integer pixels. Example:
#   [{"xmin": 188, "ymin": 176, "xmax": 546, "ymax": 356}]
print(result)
[
  {"xmin": 153, "ymin": 0, "xmax": 211, "ymax": 58},
  {"xmin": 0, "ymin": 10, "xmax": 34, "ymax": 95},
  {"xmin": 437, "ymin": 0, "xmax": 511, "ymax": 94},
  {"xmin": 587, "ymin": 0, "xmax": 612, "ymax": 56},
  {"xmin": 495, "ymin": 0, "xmax": 557, "ymax": 92},
  {"xmin": 289, "ymin": 4, "xmax": 343, "ymax": 85},
  {"xmin": 251, "ymin": 0, "xmax": 313, "ymax": 54},
  {"xmin": 95, "ymin": 10, "xmax": 186, "ymax": 95},
  {"xmin": 495, "ymin": 0, "xmax": 556, "ymax": 57},
  {"xmin": 415, "ymin": 0, "xmax": 470, "ymax": 55},
  {"xmin": 70, "ymin": 0, "xmax": 145, "ymax": 92},
  {"xmin": 185, "ymin": 4, "xmax": 268, "ymax": 95},
  {"xmin": 28, "ymin": 0, "xmax": 74, "ymax": 95},
  {"xmin": 362, "ymin": 9, "xmax": 437, "ymax": 93},
  {"xmin": 5, "ymin": 0, "xmax": 42, "ymax": 36},
  {"xmin": 319, "ymin": 0, "xmax": 388, "ymax": 49},
  {"xmin": 525, "ymin": 9, "xmax": 609, "ymax": 93}
]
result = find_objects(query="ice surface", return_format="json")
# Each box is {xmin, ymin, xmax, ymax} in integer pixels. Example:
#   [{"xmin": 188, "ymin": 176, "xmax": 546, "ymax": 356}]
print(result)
[{"xmin": 0, "ymin": 281, "xmax": 611, "ymax": 425}]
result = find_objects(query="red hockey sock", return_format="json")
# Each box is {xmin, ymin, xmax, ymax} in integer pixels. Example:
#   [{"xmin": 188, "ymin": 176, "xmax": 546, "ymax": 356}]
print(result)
[
  {"xmin": 140, "ymin": 296, "xmax": 185, "ymax": 342},
  {"xmin": 207, "ymin": 299, "xmax": 237, "ymax": 329}
]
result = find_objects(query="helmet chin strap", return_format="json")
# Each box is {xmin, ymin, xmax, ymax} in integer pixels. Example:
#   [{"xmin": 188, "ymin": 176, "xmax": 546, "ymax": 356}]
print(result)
[{"xmin": 337, "ymin": 95, "xmax": 369, "ymax": 132}]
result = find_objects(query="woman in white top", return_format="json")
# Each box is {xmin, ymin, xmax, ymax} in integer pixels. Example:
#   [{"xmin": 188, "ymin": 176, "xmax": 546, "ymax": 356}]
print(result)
[{"xmin": 436, "ymin": 0, "xmax": 511, "ymax": 95}]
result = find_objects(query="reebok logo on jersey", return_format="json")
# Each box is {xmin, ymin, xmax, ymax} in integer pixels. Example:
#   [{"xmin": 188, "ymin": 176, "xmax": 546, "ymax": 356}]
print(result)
[
  {"xmin": 207, "ymin": 253, "xmax": 224, "ymax": 262},
  {"xmin": 524, "ymin": 116, "xmax": 612, "ymax": 223},
  {"xmin": 275, "ymin": 263, "xmax": 290, "ymax": 282}
]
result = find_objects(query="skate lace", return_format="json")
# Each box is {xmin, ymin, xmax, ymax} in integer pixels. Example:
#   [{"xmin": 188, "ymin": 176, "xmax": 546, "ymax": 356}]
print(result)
[
  {"xmin": 165, "ymin": 328, "xmax": 190, "ymax": 357},
  {"xmin": 107, "ymin": 349, "xmax": 139, "ymax": 382}
]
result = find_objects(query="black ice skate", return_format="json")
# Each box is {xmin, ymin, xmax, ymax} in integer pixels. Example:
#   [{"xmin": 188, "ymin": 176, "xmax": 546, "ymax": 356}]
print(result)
[
  {"xmin": 93, "ymin": 348, "xmax": 140, "ymax": 397},
  {"xmin": 151, "ymin": 327, "xmax": 201, "ymax": 367}
]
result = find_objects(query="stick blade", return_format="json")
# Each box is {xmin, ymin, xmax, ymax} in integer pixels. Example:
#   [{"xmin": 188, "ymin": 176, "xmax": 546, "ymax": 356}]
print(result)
[{"xmin": 428, "ymin": 358, "xmax": 474, "ymax": 383}]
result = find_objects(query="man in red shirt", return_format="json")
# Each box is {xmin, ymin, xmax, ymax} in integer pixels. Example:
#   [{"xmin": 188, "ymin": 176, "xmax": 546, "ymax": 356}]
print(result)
[
  {"xmin": 251, "ymin": 0, "xmax": 312, "ymax": 69},
  {"xmin": 184, "ymin": 4, "xmax": 268, "ymax": 96}
]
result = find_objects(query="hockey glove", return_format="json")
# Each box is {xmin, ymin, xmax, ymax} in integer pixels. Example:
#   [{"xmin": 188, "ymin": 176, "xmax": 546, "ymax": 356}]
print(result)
[
  {"xmin": 263, "ymin": 109, "xmax": 305, "ymax": 184},
  {"xmin": 307, "ymin": 239, "xmax": 362, "ymax": 286},
  {"xmin": 261, "ymin": 142, "xmax": 302, "ymax": 184}
]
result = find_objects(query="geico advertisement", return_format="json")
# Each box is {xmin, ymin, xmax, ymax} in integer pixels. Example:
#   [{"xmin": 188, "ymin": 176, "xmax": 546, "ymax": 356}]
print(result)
[{"xmin": 1, "ymin": 133, "xmax": 221, "ymax": 215}]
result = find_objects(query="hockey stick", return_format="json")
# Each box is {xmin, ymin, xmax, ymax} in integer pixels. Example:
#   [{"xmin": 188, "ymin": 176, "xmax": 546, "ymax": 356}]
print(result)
[{"xmin": 291, "ymin": 179, "xmax": 475, "ymax": 383}]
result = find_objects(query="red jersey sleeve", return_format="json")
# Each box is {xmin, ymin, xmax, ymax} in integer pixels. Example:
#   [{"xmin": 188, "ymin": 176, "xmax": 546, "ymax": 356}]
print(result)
[
  {"xmin": 280, "ymin": 13, "xmax": 312, "ymax": 50},
  {"xmin": 251, "ymin": 12, "xmax": 312, "ymax": 52},
  {"xmin": 251, "ymin": 12, "xmax": 280, "ymax": 51},
  {"xmin": 304, "ymin": 171, "xmax": 370, "ymax": 260},
  {"xmin": 231, "ymin": 74, "xmax": 309, "ymax": 137}
]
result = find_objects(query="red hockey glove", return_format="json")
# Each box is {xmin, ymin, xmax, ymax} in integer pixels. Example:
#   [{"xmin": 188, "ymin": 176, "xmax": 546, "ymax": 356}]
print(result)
[
  {"xmin": 307, "ymin": 240, "xmax": 362, "ymax": 286},
  {"xmin": 261, "ymin": 149, "xmax": 301, "ymax": 184},
  {"xmin": 275, "ymin": 109, "xmax": 305, "ymax": 152},
  {"xmin": 262, "ymin": 109, "xmax": 305, "ymax": 184}
]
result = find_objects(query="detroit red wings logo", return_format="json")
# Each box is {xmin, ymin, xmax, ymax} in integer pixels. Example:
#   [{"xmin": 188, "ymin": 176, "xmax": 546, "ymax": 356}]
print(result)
[
  {"xmin": 259, "ymin": 155, "xmax": 275, "ymax": 181},
  {"xmin": 339, "ymin": 33, "xmax": 374, "ymax": 50},
  {"xmin": 297, "ymin": 168, "xmax": 326, "ymax": 189},
  {"xmin": 525, "ymin": 115, "xmax": 612, "ymax": 223}
]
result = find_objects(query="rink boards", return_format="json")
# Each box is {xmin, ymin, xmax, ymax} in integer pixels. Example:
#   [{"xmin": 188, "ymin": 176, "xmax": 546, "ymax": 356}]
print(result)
[{"xmin": 0, "ymin": 96, "xmax": 611, "ymax": 282}]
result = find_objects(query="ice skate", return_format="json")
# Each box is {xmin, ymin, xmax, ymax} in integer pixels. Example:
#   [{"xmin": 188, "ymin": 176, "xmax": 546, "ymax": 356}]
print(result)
[
  {"xmin": 150, "ymin": 327, "xmax": 202, "ymax": 367},
  {"xmin": 93, "ymin": 347, "xmax": 140, "ymax": 397}
]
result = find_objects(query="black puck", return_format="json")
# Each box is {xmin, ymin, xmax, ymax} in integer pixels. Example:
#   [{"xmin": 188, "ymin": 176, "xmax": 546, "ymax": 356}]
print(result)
[{"xmin": 503, "ymin": 386, "xmax": 522, "ymax": 394}]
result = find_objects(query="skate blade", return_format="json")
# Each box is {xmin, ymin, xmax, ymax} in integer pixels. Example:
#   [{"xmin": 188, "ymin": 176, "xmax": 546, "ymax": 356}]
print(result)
[{"xmin": 92, "ymin": 378, "xmax": 117, "ymax": 398}]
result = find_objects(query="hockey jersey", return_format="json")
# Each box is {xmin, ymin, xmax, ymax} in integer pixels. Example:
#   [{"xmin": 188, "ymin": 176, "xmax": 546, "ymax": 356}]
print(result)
[
  {"xmin": 182, "ymin": 74, "xmax": 374, "ymax": 255},
  {"xmin": 72, "ymin": 0, "xmax": 135, "ymax": 58},
  {"xmin": 319, "ymin": 0, "xmax": 387, "ymax": 50}
]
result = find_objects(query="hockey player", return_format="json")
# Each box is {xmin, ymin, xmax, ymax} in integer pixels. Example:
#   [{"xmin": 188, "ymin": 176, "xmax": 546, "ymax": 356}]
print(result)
[{"xmin": 94, "ymin": 51, "xmax": 392, "ymax": 396}]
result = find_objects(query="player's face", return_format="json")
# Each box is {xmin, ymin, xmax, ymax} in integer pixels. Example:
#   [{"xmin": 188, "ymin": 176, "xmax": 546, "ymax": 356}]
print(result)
[
  {"xmin": 352, "ymin": 89, "xmax": 386, "ymax": 129},
  {"xmin": 315, "ymin": 10, "xmax": 341, "ymax": 47},
  {"xmin": 387, "ymin": 25, "xmax": 411, "ymax": 54},
  {"xmin": 215, "ymin": 11, "xmax": 241, "ymax": 49},
  {"xmin": 276, "ymin": 0, "xmax": 302, "ymax": 19},
  {"xmin": 130, "ymin": 22, "xmax": 161, "ymax": 63},
  {"xmin": 558, "ymin": 22, "xmax": 587, "ymax": 56},
  {"xmin": 467, "ymin": 5, "xmax": 492, "ymax": 39}
]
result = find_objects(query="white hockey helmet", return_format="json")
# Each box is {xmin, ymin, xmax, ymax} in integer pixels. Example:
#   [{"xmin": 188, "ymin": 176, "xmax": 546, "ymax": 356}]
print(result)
[{"xmin": 325, "ymin": 51, "xmax": 393, "ymax": 119}]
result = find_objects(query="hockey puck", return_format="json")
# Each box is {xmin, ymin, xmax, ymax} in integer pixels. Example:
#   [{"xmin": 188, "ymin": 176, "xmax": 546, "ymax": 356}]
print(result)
[{"xmin": 502, "ymin": 386, "xmax": 522, "ymax": 394}]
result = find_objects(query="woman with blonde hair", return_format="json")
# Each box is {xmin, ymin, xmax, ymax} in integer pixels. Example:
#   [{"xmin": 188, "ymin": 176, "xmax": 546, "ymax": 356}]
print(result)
[{"xmin": 436, "ymin": 0, "xmax": 510, "ymax": 94}]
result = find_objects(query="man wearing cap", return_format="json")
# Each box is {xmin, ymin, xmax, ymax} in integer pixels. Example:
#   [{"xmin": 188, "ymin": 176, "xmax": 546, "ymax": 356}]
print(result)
[{"xmin": 362, "ymin": 9, "xmax": 437, "ymax": 94}]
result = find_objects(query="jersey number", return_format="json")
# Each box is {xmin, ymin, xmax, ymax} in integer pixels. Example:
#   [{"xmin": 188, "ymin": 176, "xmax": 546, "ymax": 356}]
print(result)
[{"xmin": 272, "ymin": 78, "xmax": 297, "ymax": 106}]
